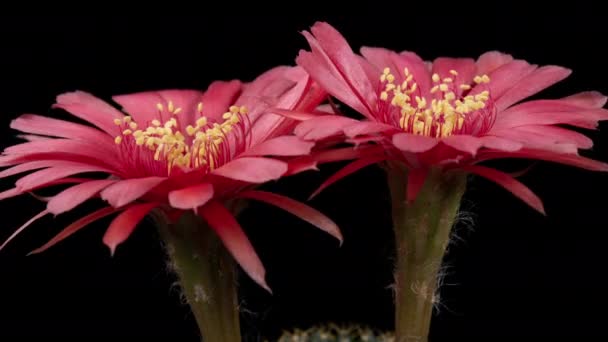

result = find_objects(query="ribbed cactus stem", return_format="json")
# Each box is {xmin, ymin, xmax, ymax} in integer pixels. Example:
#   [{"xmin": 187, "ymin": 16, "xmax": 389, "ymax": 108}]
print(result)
[
  {"xmin": 153, "ymin": 210, "xmax": 241, "ymax": 342},
  {"xmin": 387, "ymin": 164, "xmax": 467, "ymax": 342}
]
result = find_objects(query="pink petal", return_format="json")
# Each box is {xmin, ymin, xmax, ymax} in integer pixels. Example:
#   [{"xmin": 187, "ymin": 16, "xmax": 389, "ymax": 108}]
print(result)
[
  {"xmin": 496, "ymin": 66, "xmax": 572, "ymax": 110},
  {"xmin": 392, "ymin": 133, "xmax": 439, "ymax": 153},
  {"xmin": 462, "ymin": 165, "xmax": 545, "ymax": 214},
  {"xmin": 309, "ymin": 22, "xmax": 376, "ymax": 113},
  {"xmin": 168, "ymin": 183, "xmax": 214, "ymax": 210},
  {"xmin": 16, "ymin": 164, "xmax": 112, "ymax": 192},
  {"xmin": 310, "ymin": 154, "xmax": 388, "ymax": 199},
  {"xmin": 54, "ymin": 91, "xmax": 124, "ymax": 135},
  {"xmin": 200, "ymin": 81, "xmax": 243, "ymax": 121},
  {"xmin": 284, "ymin": 156, "xmax": 319, "ymax": 176},
  {"xmin": 47, "ymin": 179, "xmax": 117, "ymax": 215},
  {"xmin": 407, "ymin": 168, "xmax": 428, "ymax": 202},
  {"xmin": 267, "ymin": 108, "xmax": 324, "ymax": 121},
  {"xmin": 489, "ymin": 129, "xmax": 580, "ymax": 154},
  {"xmin": 395, "ymin": 51, "xmax": 432, "ymax": 95},
  {"xmin": 212, "ymin": 157, "xmax": 287, "ymax": 183},
  {"xmin": 562, "ymin": 91, "xmax": 608, "ymax": 108},
  {"xmin": 198, "ymin": 201, "xmax": 270, "ymax": 292},
  {"xmin": 508, "ymin": 126, "xmax": 593, "ymax": 149},
  {"xmin": 294, "ymin": 115, "xmax": 359, "ymax": 141},
  {"xmin": 29, "ymin": 207, "xmax": 118, "ymax": 255},
  {"xmin": 237, "ymin": 190, "xmax": 342, "ymax": 244},
  {"xmin": 103, "ymin": 202, "xmax": 158, "ymax": 255},
  {"xmin": 441, "ymin": 135, "xmax": 485, "ymax": 156},
  {"xmin": 476, "ymin": 149, "xmax": 608, "ymax": 171},
  {"xmin": 483, "ymin": 60, "xmax": 537, "ymax": 100},
  {"xmin": 0, "ymin": 160, "xmax": 56, "ymax": 179},
  {"xmin": 342, "ymin": 121, "xmax": 397, "ymax": 138},
  {"xmin": 11, "ymin": 114, "xmax": 112, "ymax": 142},
  {"xmin": 476, "ymin": 51, "xmax": 514, "ymax": 75},
  {"xmin": 0, "ymin": 187, "xmax": 22, "ymax": 200},
  {"xmin": 0, "ymin": 210, "xmax": 48, "ymax": 251},
  {"xmin": 311, "ymin": 145, "xmax": 385, "ymax": 164},
  {"xmin": 100, "ymin": 176, "xmax": 166, "ymax": 208},
  {"xmin": 241, "ymin": 136, "xmax": 314, "ymax": 157}
]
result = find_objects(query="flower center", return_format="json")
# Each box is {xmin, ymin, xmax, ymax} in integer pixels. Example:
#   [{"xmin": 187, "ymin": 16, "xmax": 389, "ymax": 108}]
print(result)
[
  {"xmin": 113, "ymin": 101, "xmax": 248, "ymax": 174},
  {"xmin": 379, "ymin": 67, "xmax": 491, "ymax": 138}
]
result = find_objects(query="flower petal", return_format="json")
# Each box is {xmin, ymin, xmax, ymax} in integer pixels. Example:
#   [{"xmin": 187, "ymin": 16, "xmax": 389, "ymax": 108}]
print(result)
[
  {"xmin": 284, "ymin": 156, "xmax": 319, "ymax": 176},
  {"xmin": 168, "ymin": 183, "xmax": 214, "ymax": 211},
  {"xmin": 0, "ymin": 210, "xmax": 48, "ymax": 251},
  {"xmin": 392, "ymin": 133, "xmax": 439, "ymax": 153},
  {"xmin": 198, "ymin": 201, "xmax": 269, "ymax": 292},
  {"xmin": 476, "ymin": 149, "xmax": 608, "ymax": 171},
  {"xmin": 16, "ymin": 164, "xmax": 112, "ymax": 192},
  {"xmin": 483, "ymin": 60, "xmax": 537, "ymax": 100},
  {"xmin": 54, "ymin": 91, "xmax": 124, "ymax": 135},
  {"xmin": 199, "ymin": 81, "xmax": 243, "ymax": 120},
  {"xmin": 562, "ymin": 91, "xmax": 608, "ymax": 109},
  {"xmin": 476, "ymin": 51, "xmax": 514, "ymax": 75},
  {"xmin": 241, "ymin": 136, "xmax": 314, "ymax": 157},
  {"xmin": 102, "ymin": 202, "xmax": 158, "ymax": 255},
  {"xmin": 432, "ymin": 57, "xmax": 477, "ymax": 87},
  {"xmin": 462, "ymin": 165, "xmax": 545, "ymax": 214},
  {"xmin": 212, "ymin": 157, "xmax": 287, "ymax": 183},
  {"xmin": 310, "ymin": 154, "xmax": 388, "ymax": 199},
  {"xmin": 294, "ymin": 115, "xmax": 359, "ymax": 140},
  {"xmin": 29, "ymin": 207, "xmax": 119, "ymax": 255},
  {"xmin": 100, "ymin": 176, "xmax": 166, "ymax": 208},
  {"xmin": 342, "ymin": 121, "xmax": 397, "ymax": 138},
  {"xmin": 237, "ymin": 190, "xmax": 342, "ymax": 244},
  {"xmin": 496, "ymin": 66, "xmax": 572, "ymax": 110},
  {"xmin": 47, "ymin": 179, "xmax": 117, "ymax": 215},
  {"xmin": 10, "ymin": 114, "xmax": 112, "ymax": 142}
]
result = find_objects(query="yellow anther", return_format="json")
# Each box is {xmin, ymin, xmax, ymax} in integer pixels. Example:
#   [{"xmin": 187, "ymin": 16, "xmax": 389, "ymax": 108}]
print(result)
[
  {"xmin": 229, "ymin": 105, "xmax": 239, "ymax": 113},
  {"xmin": 380, "ymin": 91, "xmax": 389, "ymax": 101},
  {"xmin": 152, "ymin": 119, "xmax": 161, "ymax": 127},
  {"xmin": 135, "ymin": 137, "xmax": 145, "ymax": 145},
  {"xmin": 129, "ymin": 122, "xmax": 138, "ymax": 130},
  {"xmin": 405, "ymin": 74, "xmax": 413, "ymax": 82},
  {"xmin": 404, "ymin": 67, "xmax": 410, "ymax": 76},
  {"xmin": 113, "ymin": 119, "xmax": 122, "ymax": 125},
  {"xmin": 409, "ymin": 83, "xmax": 418, "ymax": 93},
  {"xmin": 445, "ymin": 92, "xmax": 456, "ymax": 101},
  {"xmin": 386, "ymin": 83, "xmax": 396, "ymax": 91},
  {"xmin": 186, "ymin": 125, "xmax": 197, "ymax": 136},
  {"xmin": 432, "ymin": 73, "xmax": 440, "ymax": 83},
  {"xmin": 460, "ymin": 84, "xmax": 472, "ymax": 90},
  {"xmin": 439, "ymin": 84, "xmax": 449, "ymax": 92},
  {"xmin": 222, "ymin": 112, "xmax": 232, "ymax": 120},
  {"xmin": 443, "ymin": 77, "xmax": 453, "ymax": 83},
  {"xmin": 133, "ymin": 130, "xmax": 143, "ymax": 138},
  {"xmin": 449, "ymin": 70, "xmax": 459, "ymax": 76},
  {"xmin": 380, "ymin": 74, "xmax": 387, "ymax": 82},
  {"xmin": 114, "ymin": 136, "xmax": 122, "ymax": 144},
  {"xmin": 197, "ymin": 102, "xmax": 204, "ymax": 112},
  {"xmin": 430, "ymin": 85, "xmax": 439, "ymax": 93},
  {"xmin": 383, "ymin": 67, "xmax": 390, "ymax": 75},
  {"xmin": 386, "ymin": 74, "xmax": 395, "ymax": 83},
  {"xmin": 481, "ymin": 75, "xmax": 490, "ymax": 83},
  {"xmin": 239, "ymin": 106, "xmax": 248, "ymax": 115},
  {"xmin": 168, "ymin": 101, "xmax": 174, "ymax": 113},
  {"xmin": 156, "ymin": 103, "xmax": 164, "ymax": 111},
  {"xmin": 173, "ymin": 107, "xmax": 182, "ymax": 114},
  {"xmin": 196, "ymin": 117, "xmax": 208, "ymax": 127},
  {"xmin": 122, "ymin": 129, "xmax": 132, "ymax": 135},
  {"xmin": 415, "ymin": 96, "xmax": 427, "ymax": 109}
]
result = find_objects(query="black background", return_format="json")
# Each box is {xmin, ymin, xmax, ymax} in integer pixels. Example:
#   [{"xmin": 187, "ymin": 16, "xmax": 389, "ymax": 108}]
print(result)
[{"xmin": 1, "ymin": 8, "xmax": 608, "ymax": 340}]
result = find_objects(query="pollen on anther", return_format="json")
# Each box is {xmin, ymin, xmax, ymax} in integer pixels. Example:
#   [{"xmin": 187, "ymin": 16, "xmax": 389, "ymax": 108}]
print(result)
[
  {"xmin": 152, "ymin": 119, "xmax": 161, "ymax": 127},
  {"xmin": 449, "ymin": 70, "xmax": 459, "ymax": 76},
  {"xmin": 113, "ymin": 119, "xmax": 122, "ymax": 125},
  {"xmin": 432, "ymin": 73, "xmax": 440, "ymax": 83},
  {"xmin": 173, "ymin": 107, "xmax": 182, "ymax": 114},
  {"xmin": 114, "ymin": 136, "xmax": 122, "ymax": 144},
  {"xmin": 156, "ymin": 103, "xmax": 164, "ymax": 112},
  {"xmin": 197, "ymin": 102, "xmax": 204, "ymax": 112},
  {"xmin": 460, "ymin": 84, "xmax": 472, "ymax": 90}
]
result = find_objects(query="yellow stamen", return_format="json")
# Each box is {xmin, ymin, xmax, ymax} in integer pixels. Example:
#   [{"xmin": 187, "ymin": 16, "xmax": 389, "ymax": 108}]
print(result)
[
  {"xmin": 113, "ymin": 119, "xmax": 122, "ymax": 125},
  {"xmin": 156, "ymin": 103, "xmax": 164, "ymax": 112},
  {"xmin": 114, "ymin": 136, "xmax": 122, "ymax": 144}
]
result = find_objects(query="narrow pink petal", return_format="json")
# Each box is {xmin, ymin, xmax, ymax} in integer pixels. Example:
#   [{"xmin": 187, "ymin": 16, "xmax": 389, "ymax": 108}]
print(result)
[
  {"xmin": 198, "ymin": 201, "xmax": 270, "ymax": 292},
  {"xmin": 0, "ymin": 160, "xmax": 54, "ymax": 179},
  {"xmin": 343, "ymin": 121, "xmax": 398, "ymax": 138},
  {"xmin": 310, "ymin": 154, "xmax": 388, "ymax": 199},
  {"xmin": 479, "ymin": 136, "xmax": 524, "ymax": 152},
  {"xmin": 10, "ymin": 114, "xmax": 112, "ymax": 142},
  {"xmin": 476, "ymin": 51, "xmax": 514, "ymax": 75},
  {"xmin": 237, "ymin": 190, "xmax": 342, "ymax": 244},
  {"xmin": 476, "ymin": 149, "xmax": 608, "ymax": 171},
  {"xmin": 103, "ymin": 202, "xmax": 158, "ymax": 255},
  {"xmin": 509, "ymin": 126, "xmax": 593, "ymax": 149},
  {"xmin": 241, "ymin": 136, "xmax": 314, "ymax": 157},
  {"xmin": 0, "ymin": 187, "xmax": 22, "ymax": 200},
  {"xmin": 284, "ymin": 156, "xmax": 319, "ymax": 176},
  {"xmin": 483, "ymin": 60, "xmax": 537, "ymax": 100},
  {"xmin": 0, "ymin": 210, "xmax": 48, "ymax": 251},
  {"xmin": 29, "ymin": 207, "xmax": 119, "ymax": 255},
  {"xmin": 494, "ymin": 111, "xmax": 608, "ymax": 130},
  {"xmin": 407, "ymin": 168, "xmax": 428, "ymax": 202},
  {"xmin": 496, "ymin": 66, "xmax": 572, "ymax": 110},
  {"xmin": 168, "ymin": 183, "xmax": 214, "ymax": 210},
  {"xmin": 442, "ymin": 135, "xmax": 485, "ymax": 156},
  {"xmin": 562, "ymin": 91, "xmax": 608, "ymax": 108},
  {"xmin": 16, "ymin": 164, "xmax": 112, "ymax": 192},
  {"xmin": 395, "ymin": 51, "xmax": 432, "ymax": 95},
  {"xmin": 311, "ymin": 145, "xmax": 385, "ymax": 164},
  {"xmin": 392, "ymin": 133, "xmax": 439, "ymax": 153},
  {"xmin": 309, "ymin": 22, "xmax": 376, "ymax": 114},
  {"xmin": 212, "ymin": 157, "xmax": 287, "ymax": 183},
  {"xmin": 267, "ymin": 108, "xmax": 324, "ymax": 121},
  {"xmin": 100, "ymin": 177, "xmax": 166, "ymax": 208},
  {"xmin": 294, "ymin": 116, "xmax": 359, "ymax": 141},
  {"xmin": 462, "ymin": 165, "xmax": 545, "ymax": 214},
  {"xmin": 47, "ymin": 179, "xmax": 117, "ymax": 215},
  {"xmin": 54, "ymin": 91, "xmax": 124, "ymax": 135},
  {"xmin": 489, "ymin": 129, "xmax": 580, "ymax": 154}
]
